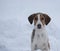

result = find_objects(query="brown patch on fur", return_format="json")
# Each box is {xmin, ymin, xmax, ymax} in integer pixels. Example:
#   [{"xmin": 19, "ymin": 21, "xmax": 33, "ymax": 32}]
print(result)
[
  {"xmin": 42, "ymin": 14, "xmax": 51, "ymax": 25},
  {"xmin": 34, "ymin": 16, "xmax": 38, "ymax": 25},
  {"xmin": 40, "ymin": 14, "xmax": 45, "ymax": 25},
  {"xmin": 28, "ymin": 14, "xmax": 37, "ymax": 24}
]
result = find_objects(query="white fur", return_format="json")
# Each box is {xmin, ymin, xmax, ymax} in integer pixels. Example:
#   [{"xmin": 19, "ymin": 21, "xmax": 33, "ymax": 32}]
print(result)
[{"xmin": 31, "ymin": 14, "xmax": 50, "ymax": 51}]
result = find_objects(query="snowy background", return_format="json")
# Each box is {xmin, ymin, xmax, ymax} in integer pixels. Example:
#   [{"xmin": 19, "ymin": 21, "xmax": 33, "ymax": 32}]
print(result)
[{"xmin": 0, "ymin": 0, "xmax": 60, "ymax": 51}]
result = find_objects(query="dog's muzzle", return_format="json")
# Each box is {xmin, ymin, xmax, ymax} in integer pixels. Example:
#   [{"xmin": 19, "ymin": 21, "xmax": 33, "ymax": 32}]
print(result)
[{"xmin": 37, "ymin": 24, "xmax": 41, "ymax": 29}]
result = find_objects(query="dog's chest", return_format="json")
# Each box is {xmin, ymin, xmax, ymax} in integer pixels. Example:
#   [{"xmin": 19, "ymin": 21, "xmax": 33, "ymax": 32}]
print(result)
[{"xmin": 34, "ymin": 30, "xmax": 48, "ymax": 43}]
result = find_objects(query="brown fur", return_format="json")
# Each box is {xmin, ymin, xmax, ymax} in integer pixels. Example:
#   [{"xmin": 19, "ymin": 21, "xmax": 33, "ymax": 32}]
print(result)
[
  {"xmin": 42, "ymin": 14, "xmax": 51, "ymax": 25},
  {"xmin": 34, "ymin": 16, "xmax": 38, "ymax": 25},
  {"xmin": 28, "ymin": 13, "xmax": 51, "ymax": 25},
  {"xmin": 40, "ymin": 14, "xmax": 45, "ymax": 25},
  {"xmin": 28, "ymin": 14, "xmax": 36, "ymax": 24}
]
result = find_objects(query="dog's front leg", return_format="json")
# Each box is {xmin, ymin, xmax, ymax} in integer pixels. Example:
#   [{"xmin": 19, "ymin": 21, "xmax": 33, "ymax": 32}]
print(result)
[
  {"xmin": 31, "ymin": 48, "xmax": 36, "ymax": 51},
  {"xmin": 31, "ymin": 44, "xmax": 37, "ymax": 51}
]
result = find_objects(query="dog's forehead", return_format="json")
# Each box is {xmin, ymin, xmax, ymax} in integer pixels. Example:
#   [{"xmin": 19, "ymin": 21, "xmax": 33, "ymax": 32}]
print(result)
[
  {"xmin": 37, "ymin": 14, "xmax": 40, "ymax": 17},
  {"xmin": 35, "ymin": 13, "xmax": 43, "ymax": 18},
  {"xmin": 36, "ymin": 13, "xmax": 40, "ymax": 16}
]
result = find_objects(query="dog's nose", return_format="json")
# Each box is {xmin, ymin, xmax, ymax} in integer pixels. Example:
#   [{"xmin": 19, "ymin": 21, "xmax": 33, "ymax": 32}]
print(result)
[{"xmin": 37, "ymin": 24, "xmax": 41, "ymax": 29}]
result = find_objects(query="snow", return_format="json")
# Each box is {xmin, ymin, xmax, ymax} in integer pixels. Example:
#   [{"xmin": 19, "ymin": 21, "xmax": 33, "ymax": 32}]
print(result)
[{"xmin": 0, "ymin": 0, "xmax": 60, "ymax": 51}]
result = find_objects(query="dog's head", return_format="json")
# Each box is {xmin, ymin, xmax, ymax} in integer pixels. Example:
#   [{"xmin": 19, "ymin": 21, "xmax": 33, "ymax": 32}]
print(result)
[{"xmin": 28, "ymin": 13, "xmax": 51, "ymax": 29}]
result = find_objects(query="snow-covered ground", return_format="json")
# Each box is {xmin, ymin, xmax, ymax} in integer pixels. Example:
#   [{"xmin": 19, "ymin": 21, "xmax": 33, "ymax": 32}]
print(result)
[{"xmin": 0, "ymin": 0, "xmax": 60, "ymax": 51}]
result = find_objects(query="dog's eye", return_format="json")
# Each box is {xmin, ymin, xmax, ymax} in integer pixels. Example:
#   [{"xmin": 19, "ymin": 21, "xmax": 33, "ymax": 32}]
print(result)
[
  {"xmin": 41, "ymin": 18, "xmax": 44, "ymax": 20},
  {"xmin": 35, "ymin": 17, "xmax": 38, "ymax": 20}
]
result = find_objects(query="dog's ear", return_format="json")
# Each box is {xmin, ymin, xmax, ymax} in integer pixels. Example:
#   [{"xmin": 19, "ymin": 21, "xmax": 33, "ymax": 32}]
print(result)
[
  {"xmin": 28, "ymin": 14, "xmax": 36, "ymax": 24},
  {"xmin": 43, "ymin": 14, "xmax": 51, "ymax": 25}
]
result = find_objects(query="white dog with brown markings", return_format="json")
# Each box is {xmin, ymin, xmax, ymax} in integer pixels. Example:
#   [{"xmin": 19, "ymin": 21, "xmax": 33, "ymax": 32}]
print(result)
[{"xmin": 28, "ymin": 13, "xmax": 51, "ymax": 51}]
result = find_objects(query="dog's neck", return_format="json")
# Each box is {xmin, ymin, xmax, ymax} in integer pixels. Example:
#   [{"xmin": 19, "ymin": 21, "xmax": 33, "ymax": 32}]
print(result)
[
  {"xmin": 33, "ymin": 27, "xmax": 47, "ymax": 39},
  {"xmin": 34, "ymin": 27, "xmax": 47, "ymax": 35},
  {"xmin": 34, "ymin": 27, "xmax": 46, "ymax": 31}
]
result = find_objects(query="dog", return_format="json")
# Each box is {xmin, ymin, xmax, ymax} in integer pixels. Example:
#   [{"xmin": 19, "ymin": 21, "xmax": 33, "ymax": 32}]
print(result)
[{"xmin": 28, "ymin": 13, "xmax": 51, "ymax": 51}]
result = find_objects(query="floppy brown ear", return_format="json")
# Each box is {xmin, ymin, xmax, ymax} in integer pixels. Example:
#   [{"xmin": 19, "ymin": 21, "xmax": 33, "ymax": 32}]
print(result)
[
  {"xmin": 28, "ymin": 14, "xmax": 36, "ymax": 24},
  {"xmin": 43, "ymin": 14, "xmax": 51, "ymax": 25}
]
